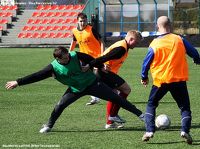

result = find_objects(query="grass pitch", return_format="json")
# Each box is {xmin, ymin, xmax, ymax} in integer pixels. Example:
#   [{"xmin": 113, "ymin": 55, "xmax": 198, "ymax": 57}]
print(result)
[{"xmin": 0, "ymin": 47, "xmax": 200, "ymax": 149}]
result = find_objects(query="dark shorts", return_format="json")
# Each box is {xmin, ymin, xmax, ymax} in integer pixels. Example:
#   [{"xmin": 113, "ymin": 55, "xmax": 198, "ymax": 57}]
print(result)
[{"xmin": 97, "ymin": 70, "xmax": 125, "ymax": 89}]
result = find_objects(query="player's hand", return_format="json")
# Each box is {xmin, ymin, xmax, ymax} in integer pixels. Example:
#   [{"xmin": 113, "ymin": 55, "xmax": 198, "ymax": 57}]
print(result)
[
  {"xmin": 141, "ymin": 79, "xmax": 149, "ymax": 87},
  {"xmin": 5, "ymin": 81, "xmax": 18, "ymax": 89},
  {"xmin": 104, "ymin": 64, "xmax": 111, "ymax": 71},
  {"xmin": 193, "ymin": 58, "xmax": 200, "ymax": 65}
]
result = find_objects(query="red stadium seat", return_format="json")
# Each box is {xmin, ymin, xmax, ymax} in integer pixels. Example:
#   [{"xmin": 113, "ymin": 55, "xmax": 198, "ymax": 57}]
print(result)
[
  {"xmin": 71, "ymin": 19, "xmax": 78, "ymax": 24},
  {"xmin": 57, "ymin": 18, "xmax": 65, "ymax": 24},
  {"xmin": 49, "ymin": 18, "xmax": 57, "ymax": 24},
  {"xmin": 61, "ymin": 12, "xmax": 70, "ymax": 17},
  {"xmin": 66, "ymin": 5, "xmax": 74, "ymax": 10},
  {"xmin": 70, "ymin": 12, "xmax": 79, "ymax": 17},
  {"xmin": 69, "ymin": 26, "xmax": 76, "ymax": 30},
  {"xmin": 1, "ymin": 5, "xmax": 10, "ymax": 11},
  {"xmin": 32, "ymin": 32, "xmax": 40, "ymax": 38},
  {"xmin": 27, "ymin": 19, "xmax": 35, "ymax": 24},
  {"xmin": 32, "ymin": 12, "xmax": 40, "ymax": 17},
  {"xmin": 18, "ymin": 33, "xmax": 26, "ymax": 38},
  {"xmin": 58, "ymin": 5, "xmax": 66, "ymax": 10},
  {"xmin": 65, "ymin": 19, "xmax": 73, "ymax": 24},
  {"xmin": 34, "ymin": 19, "xmax": 42, "ymax": 24},
  {"xmin": 36, "ymin": 5, "xmax": 44, "ymax": 10},
  {"xmin": 25, "ymin": 32, "xmax": 32, "ymax": 38},
  {"xmin": 0, "ymin": 19, "xmax": 8, "ymax": 24},
  {"xmin": 10, "ymin": 5, "xmax": 18, "ymax": 10},
  {"xmin": 46, "ymin": 12, "xmax": 54, "ymax": 17},
  {"xmin": 59, "ymin": 26, "xmax": 70, "ymax": 31},
  {"xmin": 55, "ymin": 12, "xmax": 62, "ymax": 17},
  {"xmin": 39, "ymin": 12, "xmax": 47, "ymax": 17},
  {"xmin": 0, "ymin": 12, "xmax": 13, "ymax": 17},
  {"xmin": 23, "ymin": 26, "xmax": 31, "ymax": 31},
  {"xmin": 53, "ymin": 26, "xmax": 61, "ymax": 31},
  {"xmin": 37, "ymin": 26, "xmax": 46, "ymax": 31},
  {"xmin": 63, "ymin": 32, "xmax": 71, "ymax": 38},
  {"xmin": 44, "ymin": 5, "xmax": 51, "ymax": 10},
  {"xmin": 6, "ymin": 12, "xmax": 13, "ymax": 17},
  {"xmin": 49, "ymin": 32, "xmax": 56, "ymax": 38},
  {"xmin": 40, "ymin": 32, "xmax": 48, "ymax": 38},
  {"xmin": 45, "ymin": 26, "xmax": 54, "ymax": 31},
  {"xmin": 41, "ymin": 19, "xmax": 50, "ymax": 24},
  {"xmin": 50, "ymin": 5, "xmax": 59, "ymax": 10},
  {"xmin": 55, "ymin": 32, "xmax": 63, "ymax": 38},
  {"xmin": 73, "ymin": 5, "xmax": 84, "ymax": 10},
  {"xmin": 30, "ymin": 26, "xmax": 38, "ymax": 31}
]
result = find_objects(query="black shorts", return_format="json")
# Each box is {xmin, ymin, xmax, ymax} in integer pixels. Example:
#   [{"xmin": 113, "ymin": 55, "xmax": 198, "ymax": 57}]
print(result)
[{"xmin": 97, "ymin": 70, "xmax": 125, "ymax": 89}]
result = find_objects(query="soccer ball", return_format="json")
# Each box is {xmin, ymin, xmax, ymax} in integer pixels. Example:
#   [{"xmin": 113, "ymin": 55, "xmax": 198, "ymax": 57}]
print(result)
[{"xmin": 155, "ymin": 114, "xmax": 171, "ymax": 129}]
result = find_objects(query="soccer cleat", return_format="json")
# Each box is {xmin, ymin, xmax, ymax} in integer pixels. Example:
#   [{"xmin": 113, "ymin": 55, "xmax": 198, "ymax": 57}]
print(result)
[
  {"xmin": 142, "ymin": 132, "xmax": 154, "ymax": 142},
  {"xmin": 86, "ymin": 96, "xmax": 101, "ymax": 105},
  {"xmin": 139, "ymin": 113, "xmax": 145, "ymax": 122},
  {"xmin": 39, "ymin": 124, "xmax": 51, "ymax": 133},
  {"xmin": 181, "ymin": 131, "xmax": 193, "ymax": 145},
  {"xmin": 108, "ymin": 115, "xmax": 126, "ymax": 123},
  {"xmin": 105, "ymin": 122, "xmax": 124, "ymax": 129}
]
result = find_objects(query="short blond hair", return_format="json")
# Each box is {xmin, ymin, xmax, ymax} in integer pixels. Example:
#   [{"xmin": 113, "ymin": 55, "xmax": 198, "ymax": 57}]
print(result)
[{"xmin": 126, "ymin": 30, "xmax": 143, "ymax": 41}]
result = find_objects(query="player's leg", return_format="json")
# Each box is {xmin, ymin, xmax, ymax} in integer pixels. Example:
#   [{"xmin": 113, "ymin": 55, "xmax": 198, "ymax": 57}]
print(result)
[
  {"xmin": 86, "ymin": 80, "xmax": 143, "ymax": 118},
  {"xmin": 105, "ymin": 89, "xmax": 126, "ymax": 128},
  {"xmin": 99, "ymin": 71, "xmax": 131, "ymax": 125},
  {"xmin": 109, "ymin": 82, "xmax": 131, "ymax": 122},
  {"xmin": 169, "ymin": 81, "xmax": 192, "ymax": 144},
  {"xmin": 142, "ymin": 84, "xmax": 168, "ymax": 141},
  {"xmin": 107, "ymin": 83, "xmax": 130, "ymax": 125},
  {"xmin": 40, "ymin": 88, "xmax": 85, "ymax": 133},
  {"xmin": 98, "ymin": 71, "xmax": 130, "ymax": 125},
  {"xmin": 86, "ymin": 68, "xmax": 101, "ymax": 105}
]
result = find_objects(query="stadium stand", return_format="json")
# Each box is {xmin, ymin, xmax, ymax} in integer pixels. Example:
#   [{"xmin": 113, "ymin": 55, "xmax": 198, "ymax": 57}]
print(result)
[
  {"xmin": 0, "ymin": 4, "xmax": 84, "ymax": 45},
  {"xmin": 18, "ymin": 4, "xmax": 82, "ymax": 40},
  {"xmin": 1, "ymin": 1, "xmax": 198, "ymax": 47}
]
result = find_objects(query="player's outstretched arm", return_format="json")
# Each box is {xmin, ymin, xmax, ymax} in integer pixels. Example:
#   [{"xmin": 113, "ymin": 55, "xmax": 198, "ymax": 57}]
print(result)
[
  {"xmin": 5, "ymin": 65, "xmax": 53, "ymax": 90},
  {"xmin": 5, "ymin": 81, "xmax": 18, "ymax": 90}
]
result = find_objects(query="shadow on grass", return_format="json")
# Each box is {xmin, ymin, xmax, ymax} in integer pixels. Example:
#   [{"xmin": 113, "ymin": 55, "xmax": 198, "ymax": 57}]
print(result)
[
  {"xmin": 132, "ymin": 101, "xmax": 176, "ymax": 104},
  {"xmin": 51, "ymin": 123, "xmax": 200, "ymax": 133},
  {"xmin": 160, "ymin": 122, "xmax": 200, "ymax": 132},
  {"xmin": 147, "ymin": 140, "xmax": 200, "ymax": 146},
  {"xmin": 52, "ymin": 122, "xmax": 200, "ymax": 133},
  {"xmin": 51, "ymin": 123, "xmax": 200, "ymax": 146},
  {"xmin": 52, "ymin": 126, "xmax": 145, "ymax": 133},
  {"xmin": 192, "ymin": 140, "xmax": 200, "ymax": 146}
]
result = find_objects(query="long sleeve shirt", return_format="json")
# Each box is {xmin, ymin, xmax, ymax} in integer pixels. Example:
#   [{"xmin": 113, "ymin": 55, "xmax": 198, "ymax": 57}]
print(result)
[
  {"xmin": 141, "ymin": 33, "xmax": 200, "ymax": 80},
  {"xmin": 17, "ymin": 52, "xmax": 104, "ymax": 86},
  {"xmin": 89, "ymin": 46, "xmax": 126, "ymax": 67}
]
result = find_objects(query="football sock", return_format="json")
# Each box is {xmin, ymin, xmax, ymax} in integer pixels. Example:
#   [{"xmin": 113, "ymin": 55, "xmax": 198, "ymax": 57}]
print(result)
[
  {"xmin": 112, "ymin": 92, "xmax": 128, "ymax": 116},
  {"xmin": 106, "ymin": 101, "xmax": 115, "ymax": 124}
]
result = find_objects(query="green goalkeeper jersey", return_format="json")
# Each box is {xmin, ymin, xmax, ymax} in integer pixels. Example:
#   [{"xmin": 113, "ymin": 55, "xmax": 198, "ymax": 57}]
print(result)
[{"xmin": 51, "ymin": 51, "xmax": 96, "ymax": 93}]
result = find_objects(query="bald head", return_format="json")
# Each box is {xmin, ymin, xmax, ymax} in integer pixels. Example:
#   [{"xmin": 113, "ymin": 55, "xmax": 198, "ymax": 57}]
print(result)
[{"xmin": 157, "ymin": 16, "xmax": 171, "ymax": 33}]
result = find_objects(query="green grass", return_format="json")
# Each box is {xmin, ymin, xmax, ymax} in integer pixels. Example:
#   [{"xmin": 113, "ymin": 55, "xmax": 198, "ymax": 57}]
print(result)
[{"xmin": 0, "ymin": 48, "xmax": 200, "ymax": 149}]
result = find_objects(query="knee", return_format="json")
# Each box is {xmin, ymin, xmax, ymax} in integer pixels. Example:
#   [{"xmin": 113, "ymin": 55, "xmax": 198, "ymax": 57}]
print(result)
[
  {"xmin": 126, "ymin": 87, "xmax": 131, "ymax": 95},
  {"xmin": 118, "ymin": 82, "xmax": 131, "ymax": 95}
]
